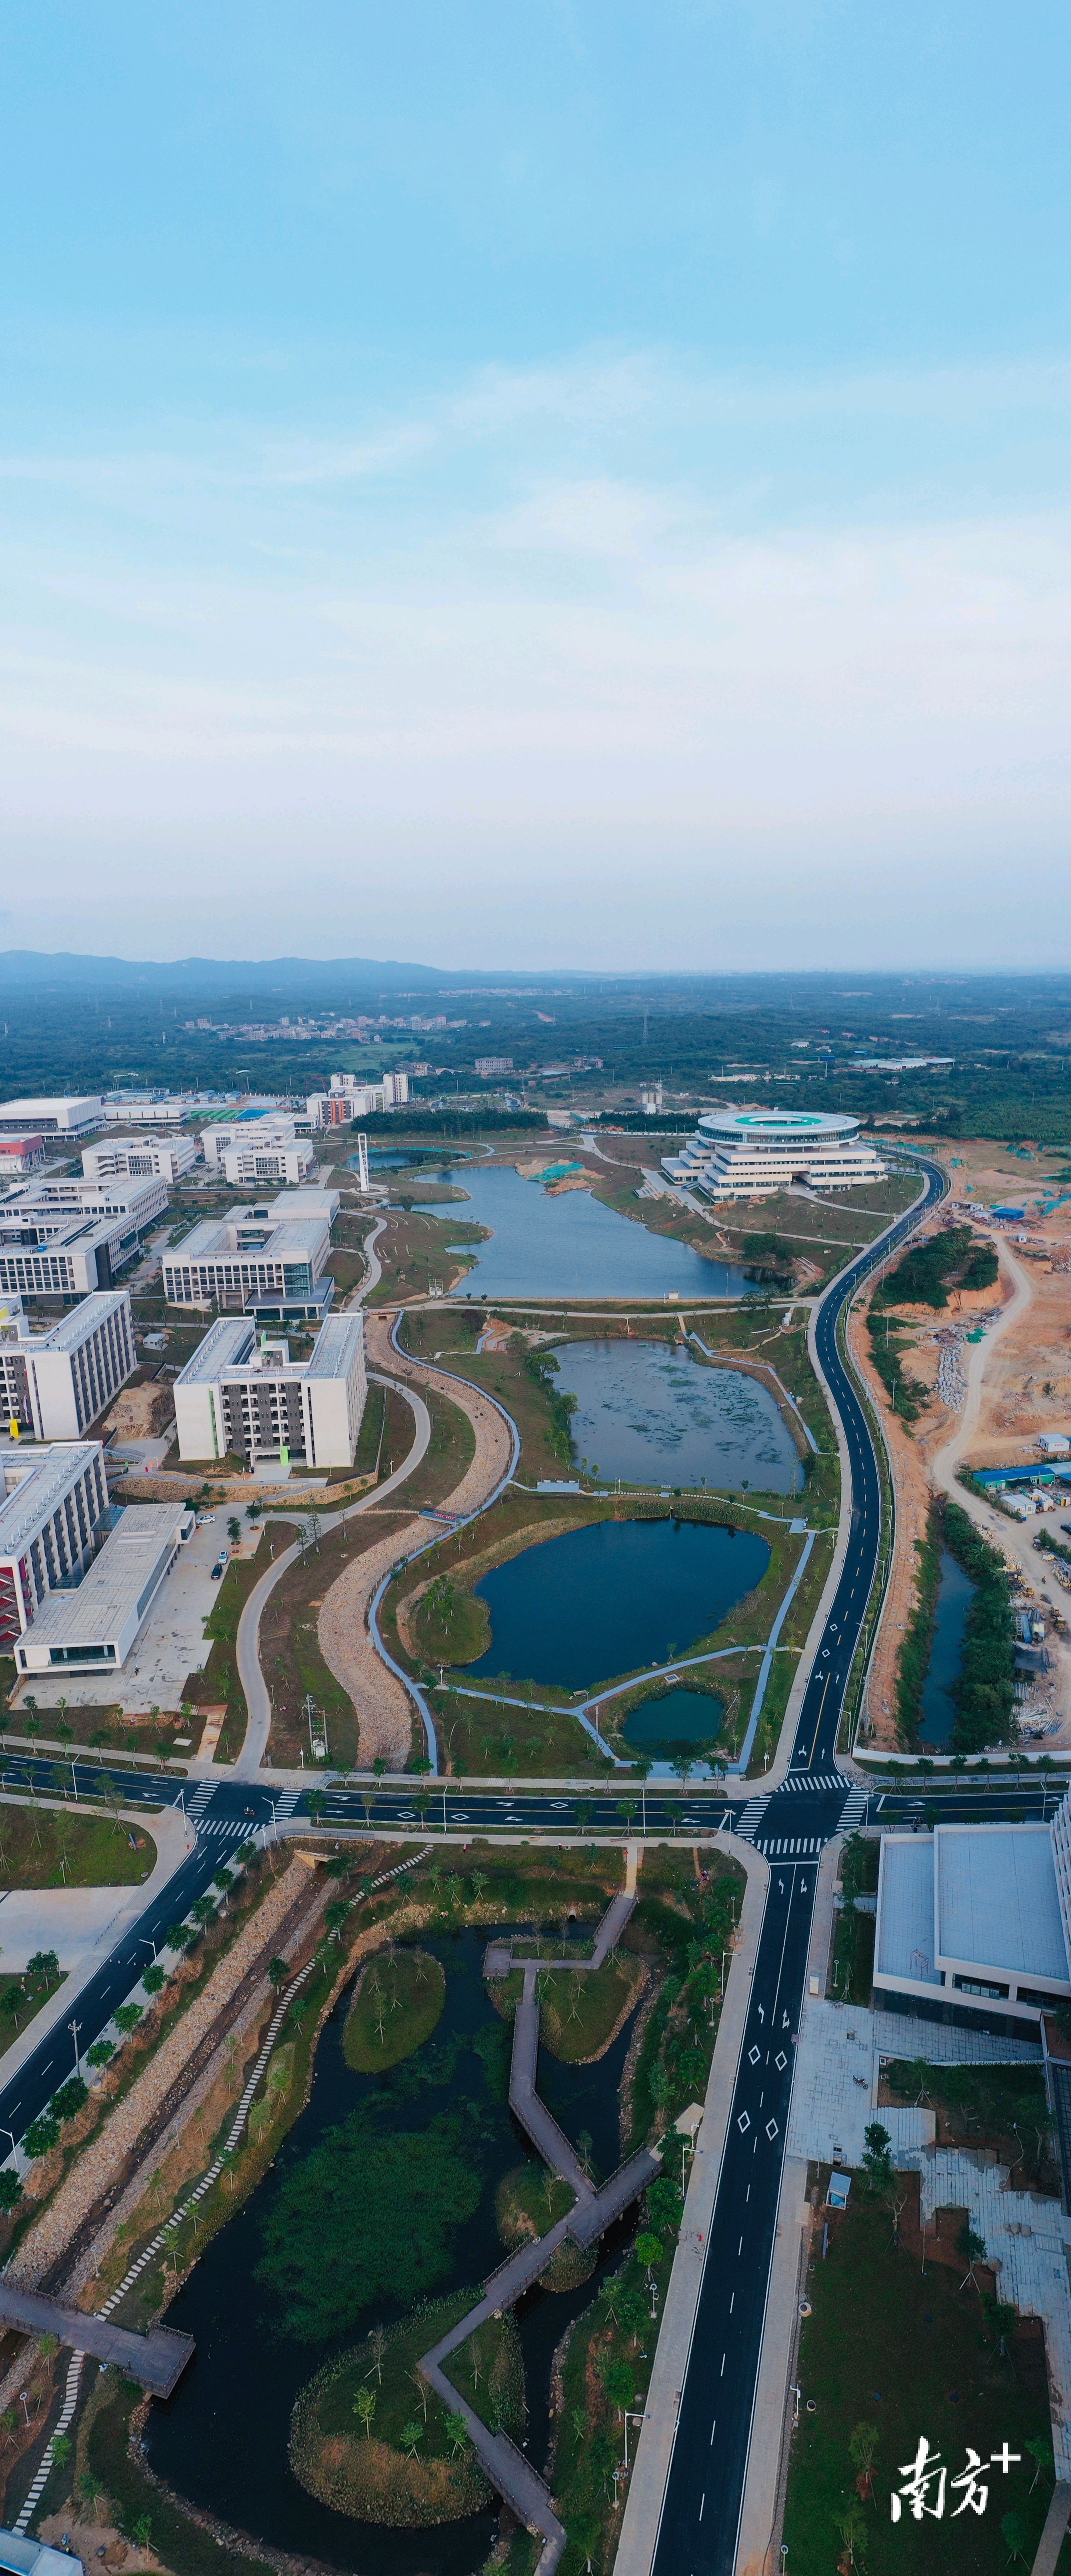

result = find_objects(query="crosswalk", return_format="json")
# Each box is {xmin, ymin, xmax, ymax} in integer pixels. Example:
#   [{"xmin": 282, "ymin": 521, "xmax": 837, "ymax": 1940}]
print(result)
[
  {"xmin": 734, "ymin": 1796, "xmax": 769, "ymax": 1842},
  {"xmin": 755, "ymin": 1833, "xmax": 823, "ymax": 1856},
  {"xmin": 271, "ymin": 1787, "xmax": 303, "ymax": 1823},
  {"xmin": 838, "ymin": 1785, "xmax": 870, "ymax": 1830},
  {"xmin": 781, "ymin": 1772, "xmax": 842, "ymax": 1794},
  {"xmin": 185, "ymin": 1780, "xmax": 215, "ymax": 1826},
  {"xmin": 197, "ymin": 1817, "xmax": 255, "ymax": 1842}
]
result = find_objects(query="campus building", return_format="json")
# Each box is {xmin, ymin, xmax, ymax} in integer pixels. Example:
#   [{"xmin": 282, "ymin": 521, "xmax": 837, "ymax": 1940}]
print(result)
[
  {"xmin": 0, "ymin": 1097, "xmax": 103, "ymax": 1136},
  {"xmin": 662, "ymin": 1109, "xmax": 886, "ymax": 1201},
  {"xmin": 0, "ymin": 1138, "xmax": 46, "ymax": 1179},
  {"xmin": 305, "ymin": 1069, "xmax": 409, "ymax": 1127},
  {"xmin": 83, "ymin": 1134, "xmax": 200, "ymax": 1184},
  {"xmin": 873, "ymin": 1811, "xmax": 1071, "ymax": 2036},
  {"xmin": 4, "ymin": 1174, "xmax": 170, "ymax": 1231},
  {"xmin": 0, "ymin": 1209, "xmax": 149, "ymax": 1299},
  {"xmin": 198, "ymin": 1115, "xmax": 304, "ymax": 1172},
  {"xmin": 0, "ymin": 1442, "xmax": 110, "ymax": 1651},
  {"xmin": 0, "ymin": 1291, "xmax": 136, "ymax": 1440},
  {"xmin": 14, "ymin": 1500, "xmax": 193, "ymax": 1677},
  {"xmin": 161, "ymin": 1195, "xmax": 334, "ymax": 1322},
  {"xmin": 173, "ymin": 1312, "xmax": 366, "ymax": 1470}
]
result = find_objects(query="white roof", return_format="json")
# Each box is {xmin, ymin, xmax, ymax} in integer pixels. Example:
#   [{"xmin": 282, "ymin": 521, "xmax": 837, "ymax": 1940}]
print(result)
[
  {"xmin": 0, "ymin": 1444, "xmax": 102, "ymax": 1560},
  {"xmin": 935, "ymin": 1825, "xmax": 1068, "ymax": 1981},
  {"xmin": 875, "ymin": 1837, "xmax": 942, "ymax": 1985},
  {"xmin": 697, "ymin": 1109, "xmax": 860, "ymax": 1139},
  {"xmin": 19, "ymin": 1504, "xmax": 186, "ymax": 1648},
  {"xmin": 31, "ymin": 1292, "xmax": 129, "ymax": 1351}
]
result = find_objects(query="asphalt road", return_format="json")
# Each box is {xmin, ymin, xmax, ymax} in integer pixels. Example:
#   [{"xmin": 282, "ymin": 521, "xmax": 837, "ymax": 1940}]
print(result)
[{"xmin": 651, "ymin": 1153, "xmax": 949, "ymax": 2576}]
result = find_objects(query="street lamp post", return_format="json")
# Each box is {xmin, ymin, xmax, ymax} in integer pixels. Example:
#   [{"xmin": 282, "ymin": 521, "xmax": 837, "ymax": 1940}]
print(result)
[{"xmin": 69, "ymin": 2018, "xmax": 82, "ymax": 2077}]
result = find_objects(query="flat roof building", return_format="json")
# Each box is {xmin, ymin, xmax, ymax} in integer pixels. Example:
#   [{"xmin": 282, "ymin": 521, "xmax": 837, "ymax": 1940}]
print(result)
[
  {"xmin": 4, "ymin": 1174, "xmax": 170, "ymax": 1232},
  {"xmin": 199, "ymin": 1116, "xmax": 303, "ymax": 1170},
  {"xmin": 0, "ymin": 1138, "xmax": 46, "ymax": 1177},
  {"xmin": 0, "ymin": 1097, "xmax": 103, "ymax": 1136},
  {"xmin": 173, "ymin": 1311, "xmax": 366, "ymax": 1470},
  {"xmin": 83, "ymin": 1134, "xmax": 200, "ymax": 1185},
  {"xmin": 102, "ymin": 1096, "xmax": 195, "ymax": 1126},
  {"xmin": 0, "ymin": 1209, "xmax": 150, "ymax": 1300},
  {"xmin": 0, "ymin": 1290, "xmax": 136, "ymax": 1441},
  {"xmin": 0, "ymin": 1442, "xmax": 110, "ymax": 1652},
  {"xmin": 15, "ymin": 1501, "xmax": 192, "ymax": 1676},
  {"xmin": 161, "ymin": 1197, "xmax": 333, "ymax": 1320},
  {"xmin": 874, "ymin": 1813, "xmax": 1071, "ymax": 2035},
  {"xmin": 662, "ymin": 1109, "xmax": 887, "ymax": 1202},
  {"xmin": 220, "ymin": 1137, "xmax": 315, "ymax": 1189}
]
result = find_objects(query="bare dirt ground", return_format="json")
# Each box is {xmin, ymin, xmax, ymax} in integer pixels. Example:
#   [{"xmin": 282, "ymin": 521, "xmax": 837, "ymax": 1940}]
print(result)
[{"xmin": 314, "ymin": 1310, "xmax": 515, "ymax": 1768}]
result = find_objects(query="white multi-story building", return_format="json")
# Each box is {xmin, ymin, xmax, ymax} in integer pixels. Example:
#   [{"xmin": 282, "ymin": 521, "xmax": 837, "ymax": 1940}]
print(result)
[
  {"xmin": 305, "ymin": 1069, "xmax": 409, "ymax": 1127},
  {"xmin": 173, "ymin": 1312, "xmax": 366, "ymax": 1471},
  {"xmin": 0, "ymin": 1441, "xmax": 110, "ymax": 1653},
  {"xmin": 0, "ymin": 1208, "xmax": 149, "ymax": 1299},
  {"xmin": 219, "ymin": 1137, "xmax": 315, "ymax": 1189},
  {"xmin": 662, "ymin": 1109, "xmax": 886, "ymax": 1202},
  {"xmin": 0, "ymin": 1096, "xmax": 103, "ymax": 1136},
  {"xmin": 4, "ymin": 1174, "xmax": 170, "ymax": 1231},
  {"xmin": 161, "ymin": 1197, "xmax": 334, "ymax": 1321},
  {"xmin": 14, "ymin": 1500, "xmax": 193, "ymax": 1678},
  {"xmin": 0, "ymin": 1137, "xmax": 46, "ymax": 1179},
  {"xmin": 874, "ymin": 1810, "xmax": 1071, "ymax": 2035},
  {"xmin": 83, "ymin": 1134, "xmax": 200, "ymax": 1184},
  {"xmin": 0, "ymin": 1290, "xmax": 136, "ymax": 1440},
  {"xmin": 199, "ymin": 1115, "xmax": 300, "ymax": 1171}
]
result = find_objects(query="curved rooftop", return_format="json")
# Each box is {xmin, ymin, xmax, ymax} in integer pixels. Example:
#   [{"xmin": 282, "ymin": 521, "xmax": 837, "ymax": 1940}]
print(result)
[{"xmin": 696, "ymin": 1109, "xmax": 860, "ymax": 1139}]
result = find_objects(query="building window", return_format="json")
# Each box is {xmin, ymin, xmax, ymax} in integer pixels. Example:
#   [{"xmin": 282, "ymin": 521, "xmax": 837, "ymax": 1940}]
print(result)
[
  {"xmin": 1016, "ymin": 1985, "xmax": 1064, "ymax": 2009},
  {"xmin": 952, "ymin": 1975, "xmax": 1009, "ymax": 2000}
]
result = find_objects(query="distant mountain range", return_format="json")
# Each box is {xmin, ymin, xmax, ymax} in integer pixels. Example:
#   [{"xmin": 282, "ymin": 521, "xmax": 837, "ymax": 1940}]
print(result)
[{"xmin": 0, "ymin": 950, "xmax": 590, "ymax": 994}]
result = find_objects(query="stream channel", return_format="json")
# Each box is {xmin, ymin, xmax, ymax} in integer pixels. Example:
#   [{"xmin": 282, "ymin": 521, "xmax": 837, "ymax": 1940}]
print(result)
[
  {"xmin": 145, "ymin": 1928, "xmax": 640, "ymax": 2576},
  {"xmin": 917, "ymin": 1546, "xmax": 978, "ymax": 1749}
]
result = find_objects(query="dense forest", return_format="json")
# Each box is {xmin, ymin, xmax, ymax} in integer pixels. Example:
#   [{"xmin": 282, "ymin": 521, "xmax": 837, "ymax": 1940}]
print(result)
[{"xmin": 0, "ymin": 958, "xmax": 1065, "ymax": 1146}]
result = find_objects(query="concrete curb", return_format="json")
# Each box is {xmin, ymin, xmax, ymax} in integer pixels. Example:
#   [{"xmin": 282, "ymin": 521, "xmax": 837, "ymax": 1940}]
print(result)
[{"xmin": 614, "ymin": 1834, "xmax": 770, "ymax": 2576}]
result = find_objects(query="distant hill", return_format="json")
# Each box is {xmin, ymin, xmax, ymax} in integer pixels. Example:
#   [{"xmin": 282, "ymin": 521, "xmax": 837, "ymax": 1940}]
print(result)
[{"xmin": 0, "ymin": 951, "xmax": 589, "ymax": 994}]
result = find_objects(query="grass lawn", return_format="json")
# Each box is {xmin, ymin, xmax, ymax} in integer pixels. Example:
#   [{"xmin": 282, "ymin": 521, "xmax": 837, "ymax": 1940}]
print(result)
[
  {"xmin": 0, "ymin": 1966, "xmax": 66, "ymax": 2062},
  {"xmin": 342, "ymin": 1946, "xmax": 446, "ymax": 2071},
  {"xmin": 535, "ymin": 1956, "xmax": 644, "ymax": 2061},
  {"xmin": 259, "ymin": 1511, "xmax": 409, "ymax": 1769},
  {"xmin": 365, "ymin": 1206, "xmax": 485, "ymax": 1303},
  {"xmin": 179, "ymin": 1539, "xmax": 270, "ymax": 1762},
  {"xmin": 784, "ymin": 2182, "xmax": 1060, "ymax": 2575},
  {"xmin": 290, "ymin": 2297, "xmax": 520, "ymax": 2524},
  {"xmin": 879, "ymin": 2060, "xmax": 1058, "ymax": 2198},
  {"xmin": 0, "ymin": 1799, "xmax": 155, "ymax": 1887}
]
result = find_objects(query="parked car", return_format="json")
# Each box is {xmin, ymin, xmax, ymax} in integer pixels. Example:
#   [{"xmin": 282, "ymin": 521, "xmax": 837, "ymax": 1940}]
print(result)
[{"xmin": 211, "ymin": 1554, "xmax": 228, "ymax": 1580}]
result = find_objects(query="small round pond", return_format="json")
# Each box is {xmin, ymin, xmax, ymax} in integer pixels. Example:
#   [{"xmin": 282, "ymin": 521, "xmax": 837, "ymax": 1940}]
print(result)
[
  {"xmin": 144, "ymin": 1927, "xmax": 641, "ymax": 2575},
  {"xmin": 463, "ymin": 1516, "xmax": 770, "ymax": 1690},
  {"xmin": 551, "ymin": 1338, "xmax": 803, "ymax": 1493},
  {"xmin": 620, "ymin": 1688, "xmax": 725, "ymax": 1753}
]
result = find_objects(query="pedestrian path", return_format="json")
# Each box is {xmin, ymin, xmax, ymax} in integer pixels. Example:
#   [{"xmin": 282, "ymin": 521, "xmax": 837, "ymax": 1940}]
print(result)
[
  {"xmin": 837, "ymin": 1784, "xmax": 869, "ymax": 1829},
  {"xmin": 271, "ymin": 1787, "xmax": 302, "ymax": 1823},
  {"xmin": 735, "ymin": 1796, "xmax": 770, "ymax": 1841},
  {"xmin": 185, "ymin": 1781, "xmax": 215, "ymax": 1828},
  {"xmin": 417, "ymin": 1880, "xmax": 661, "ymax": 2573}
]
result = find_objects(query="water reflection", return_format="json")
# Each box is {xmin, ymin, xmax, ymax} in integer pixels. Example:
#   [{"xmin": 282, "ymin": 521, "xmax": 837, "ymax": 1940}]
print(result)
[
  {"xmin": 553, "ymin": 1339, "xmax": 802, "ymax": 1493},
  {"xmin": 919, "ymin": 1547, "xmax": 977, "ymax": 1748}
]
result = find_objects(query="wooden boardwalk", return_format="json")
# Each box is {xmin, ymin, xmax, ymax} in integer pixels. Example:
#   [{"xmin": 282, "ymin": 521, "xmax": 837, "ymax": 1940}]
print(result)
[{"xmin": 419, "ymin": 1881, "xmax": 660, "ymax": 2573}]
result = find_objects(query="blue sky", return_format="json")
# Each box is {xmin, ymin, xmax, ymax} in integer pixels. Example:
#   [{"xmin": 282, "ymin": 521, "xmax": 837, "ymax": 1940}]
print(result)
[{"xmin": 1, "ymin": 1, "xmax": 1067, "ymax": 967}]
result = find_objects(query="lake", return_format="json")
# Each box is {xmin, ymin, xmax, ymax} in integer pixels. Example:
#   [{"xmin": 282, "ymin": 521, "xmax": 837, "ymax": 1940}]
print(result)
[
  {"xmin": 463, "ymin": 1515, "xmax": 770, "ymax": 1690},
  {"xmin": 552, "ymin": 1338, "xmax": 803, "ymax": 1493},
  {"xmin": 145, "ymin": 1928, "xmax": 639, "ymax": 2575},
  {"xmin": 918, "ymin": 1546, "xmax": 977, "ymax": 1749},
  {"xmin": 416, "ymin": 1164, "xmax": 752, "ymax": 1301}
]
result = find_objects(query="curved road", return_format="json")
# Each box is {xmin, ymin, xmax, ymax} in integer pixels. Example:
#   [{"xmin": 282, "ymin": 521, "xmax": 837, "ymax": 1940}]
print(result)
[{"xmin": 649, "ymin": 1149, "xmax": 948, "ymax": 2576}]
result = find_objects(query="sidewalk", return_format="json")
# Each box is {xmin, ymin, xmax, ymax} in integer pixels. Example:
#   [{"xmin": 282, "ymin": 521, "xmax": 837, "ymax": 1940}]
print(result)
[{"xmin": 614, "ymin": 1835, "xmax": 770, "ymax": 2576}]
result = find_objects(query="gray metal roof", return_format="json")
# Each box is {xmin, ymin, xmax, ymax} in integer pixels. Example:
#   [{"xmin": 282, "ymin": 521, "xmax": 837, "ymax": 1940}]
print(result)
[
  {"xmin": 935, "ymin": 1825, "xmax": 1068, "ymax": 1981},
  {"xmin": 31, "ymin": 1292, "xmax": 129, "ymax": 1352},
  {"xmin": 174, "ymin": 1317, "xmax": 255, "ymax": 1383},
  {"xmin": 303, "ymin": 1314, "xmax": 363, "ymax": 1378},
  {"xmin": 875, "ymin": 1837, "xmax": 941, "ymax": 1985}
]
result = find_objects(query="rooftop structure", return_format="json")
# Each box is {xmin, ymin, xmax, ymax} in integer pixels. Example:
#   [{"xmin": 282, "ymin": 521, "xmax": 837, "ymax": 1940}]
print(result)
[
  {"xmin": 173, "ymin": 1310, "xmax": 366, "ymax": 1470},
  {"xmin": 874, "ymin": 1813, "xmax": 1071, "ymax": 2033},
  {"xmin": 199, "ymin": 1115, "xmax": 303, "ymax": 1170},
  {"xmin": 0, "ymin": 1442, "xmax": 109, "ymax": 1649},
  {"xmin": 0, "ymin": 1289, "xmax": 135, "ymax": 1439},
  {"xmin": 102, "ymin": 1095, "xmax": 196, "ymax": 1125},
  {"xmin": 161, "ymin": 1196, "xmax": 333, "ymax": 1320},
  {"xmin": 4, "ymin": 1173, "xmax": 169, "ymax": 1231},
  {"xmin": 83, "ymin": 1134, "xmax": 200, "ymax": 1184},
  {"xmin": 15, "ymin": 1500, "xmax": 192, "ymax": 1675},
  {"xmin": 0, "ymin": 1096, "xmax": 102, "ymax": 1135},
  {"xmin": 662, "ymin": 1108, "xmax": 886, "ymax": 1202},
  {"xmin": 0, "ymin": 1207, "xmax": 149, "ymax": 1299},
  {"xmin": 220, "ymin": 1135, "xmax": 315, "ymax": 1188}
]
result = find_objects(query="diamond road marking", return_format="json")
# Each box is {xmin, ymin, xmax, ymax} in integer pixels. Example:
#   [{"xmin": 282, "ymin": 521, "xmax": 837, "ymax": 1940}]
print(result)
[
  {"xmin": 737, "ymin": 2111, "xmax": 751, "ymax": 2133},
  {"xmin": 766, "ymin": 2119, "xmax": 779, "ymax": 2140},
  {"xmin": 748, "ymin": 2045, "xmax": 761, "ymax": 2065},
  {"xmin": 775, "ymin": 2050, "xmax": 788, "ymax": 2070}
]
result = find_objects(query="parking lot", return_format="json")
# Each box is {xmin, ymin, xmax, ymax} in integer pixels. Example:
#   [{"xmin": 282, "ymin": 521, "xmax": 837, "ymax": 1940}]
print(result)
[{"xmin": 14, "ymin": 1513, "xmax": 239, "ymax": 1717}]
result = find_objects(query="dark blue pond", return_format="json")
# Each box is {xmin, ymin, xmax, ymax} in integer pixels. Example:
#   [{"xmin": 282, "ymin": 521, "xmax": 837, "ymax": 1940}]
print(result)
[
  {"xmin": 918, "ymin": 1546, "xmax": 977, "ymax": 1748},
  {"xmin": 620, "ymin": 1687, "xmax": 725, "ymax": 1752},
  {"xmin": 143, "ymin": 1928, "xmax": 639, "ymax": 2574},
  {"xmin": 464, "ymin": 1516, "xmax": 770, "ymax": 1690}
]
